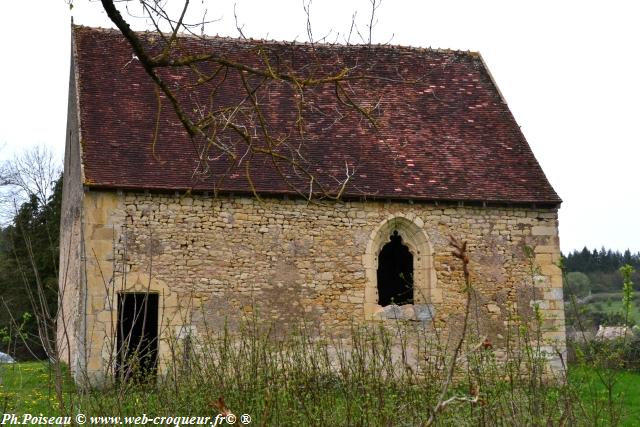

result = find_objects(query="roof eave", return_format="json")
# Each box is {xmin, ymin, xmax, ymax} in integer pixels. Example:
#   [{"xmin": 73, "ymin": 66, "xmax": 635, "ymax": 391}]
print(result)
[{"xmin": 83, "ymin": 183, "xmax": 562, "ymax": 208}]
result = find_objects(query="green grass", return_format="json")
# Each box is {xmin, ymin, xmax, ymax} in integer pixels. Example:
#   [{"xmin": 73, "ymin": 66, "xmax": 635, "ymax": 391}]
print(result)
[
  {"xmin": 600, "ymin": 300, "xmax": 640, "ymax": 322},
  {"xmin": 569, "ymin": 365, "xmax": 640, "ymax": 426},
  {"xmin": 2, "ymin": 357, "xmax": 639, "ymax": 425},
  {"xmin": 582, "ymin": 291, "xmax": 640, "ymax": 324},
  {"xmin": 0, "ymin": 361, "xmax": 74, "ymax": 415}
]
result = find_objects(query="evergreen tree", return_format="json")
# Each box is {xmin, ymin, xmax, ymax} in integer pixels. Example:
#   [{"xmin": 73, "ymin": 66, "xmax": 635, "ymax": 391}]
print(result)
[
  {"xmin": 0, "ymin": 175, "xmax": 61, "ymax": 360},
  {"xmin": 565, "ymin": 246, "xmax": 640, "ymax": 292}
]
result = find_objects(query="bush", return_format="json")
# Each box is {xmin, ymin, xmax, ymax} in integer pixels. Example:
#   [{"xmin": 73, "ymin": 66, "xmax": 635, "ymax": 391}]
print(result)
[
  {"xmin": 622, "ymin": 332, "xmax": 640, "ymax": 371},
  {"xmin": 573, "ymin": 329, "xmax": 640, "ymax": 372},
  {"xmin": 564, "ymin": 272, "xmax": 591, "ymax": 299}
]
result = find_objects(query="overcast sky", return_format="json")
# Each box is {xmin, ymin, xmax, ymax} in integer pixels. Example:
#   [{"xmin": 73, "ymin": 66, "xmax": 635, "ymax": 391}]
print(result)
[{"xmin": 1, "ymin": 0, "xmax": 638, "ymax": 254}]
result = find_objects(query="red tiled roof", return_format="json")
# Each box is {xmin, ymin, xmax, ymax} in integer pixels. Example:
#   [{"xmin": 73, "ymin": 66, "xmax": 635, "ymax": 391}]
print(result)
[{"xmin": 72, "ymin": 26, "xmax": 561, "ymax": 205}]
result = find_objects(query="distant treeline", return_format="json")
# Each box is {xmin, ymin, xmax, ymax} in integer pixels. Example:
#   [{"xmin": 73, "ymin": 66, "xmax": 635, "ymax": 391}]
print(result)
[
  {"xmin": 0, "ymin": 177, "xmax": 61, "ymax": 360},
  {"xmin": 564, "ymin": 247, "xmax": 640, "ymax": 293}
]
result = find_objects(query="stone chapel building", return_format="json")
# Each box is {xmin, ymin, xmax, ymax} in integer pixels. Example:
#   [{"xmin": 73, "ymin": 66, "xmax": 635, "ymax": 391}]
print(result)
[{"xmin": 59, "ymin": 26, "xmax": 565, "ymax": 383}]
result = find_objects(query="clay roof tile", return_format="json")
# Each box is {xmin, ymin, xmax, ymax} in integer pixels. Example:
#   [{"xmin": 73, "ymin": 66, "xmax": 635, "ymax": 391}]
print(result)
[{"xmin": 72, "ymin": 25, "xmax": 561, "ymax": 205}]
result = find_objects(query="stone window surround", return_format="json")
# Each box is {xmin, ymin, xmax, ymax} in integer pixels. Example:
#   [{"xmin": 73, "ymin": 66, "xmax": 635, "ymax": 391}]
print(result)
[{"xmin": 363, "ymin": 214, "xmax": 440, "ymax": 320}]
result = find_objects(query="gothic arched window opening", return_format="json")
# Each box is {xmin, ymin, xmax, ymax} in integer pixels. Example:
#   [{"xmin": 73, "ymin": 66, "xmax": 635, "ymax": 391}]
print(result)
[{"xmin": 377, "ymin": 230, "xmax": 414, "ymax": 306}]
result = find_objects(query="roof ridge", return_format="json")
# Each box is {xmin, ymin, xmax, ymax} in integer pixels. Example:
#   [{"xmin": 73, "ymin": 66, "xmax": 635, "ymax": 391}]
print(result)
[{"xmin": 72, "ymin": 24, "xmax": 481, "ymax": 57}]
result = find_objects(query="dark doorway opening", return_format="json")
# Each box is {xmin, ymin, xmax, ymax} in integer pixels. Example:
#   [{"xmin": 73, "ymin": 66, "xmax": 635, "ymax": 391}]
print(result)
[
  {"xmin": 116, "ymin": 293, "xmax": 159, "ymax": 382},
  {"xmin": 377, "ymin": 231, "xmax": 414, "ymax": 306}
]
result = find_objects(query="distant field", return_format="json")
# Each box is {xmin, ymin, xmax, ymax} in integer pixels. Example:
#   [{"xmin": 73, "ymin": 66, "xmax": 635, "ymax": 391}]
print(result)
[{"xmin": 578, "ymin": 292, "xmax": 640, "ymax": 324}]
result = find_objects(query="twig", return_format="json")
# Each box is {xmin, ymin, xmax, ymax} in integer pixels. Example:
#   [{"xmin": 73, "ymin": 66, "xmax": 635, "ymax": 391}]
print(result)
[{"xmin": 425, "ymin": 236, "xmax": 473, "ymax": 426}]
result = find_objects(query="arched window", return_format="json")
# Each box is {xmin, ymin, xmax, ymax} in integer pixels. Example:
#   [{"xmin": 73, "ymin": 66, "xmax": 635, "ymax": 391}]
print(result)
[
  {"xmin": 377, "ymin": 231, "xmax": 413, "ymax": 306},
  {"xmin": 364, "ymin": 215, "xmax": 439, "ymax": 318}
]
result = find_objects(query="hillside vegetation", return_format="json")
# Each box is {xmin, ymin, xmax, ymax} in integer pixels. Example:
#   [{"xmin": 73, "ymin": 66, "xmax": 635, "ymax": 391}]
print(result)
[{"xmin": 0, "ymin": 177, "xmax": 61, "ymax": 360}]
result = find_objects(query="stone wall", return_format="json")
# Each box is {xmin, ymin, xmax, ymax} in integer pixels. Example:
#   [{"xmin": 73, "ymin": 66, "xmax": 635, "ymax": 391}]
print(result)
[
  {"xmin": 77, "ymin": 191, "xmax": 565, "ymax": 383},
  {"xmin": 57, "ymin": 46, "xmax": 86, "ymax": 379}
]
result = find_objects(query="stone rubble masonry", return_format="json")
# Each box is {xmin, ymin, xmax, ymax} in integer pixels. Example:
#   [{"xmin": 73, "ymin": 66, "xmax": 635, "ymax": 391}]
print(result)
[{"xmin": 70, "ymin": 190, "xmax": 565, "ymax": 383}]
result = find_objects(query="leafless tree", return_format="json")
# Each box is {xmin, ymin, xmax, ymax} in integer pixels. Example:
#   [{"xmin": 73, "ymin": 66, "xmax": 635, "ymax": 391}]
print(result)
[{"xmin": 0, "ymin": 145, "xmax": 61, "ymax": 224}]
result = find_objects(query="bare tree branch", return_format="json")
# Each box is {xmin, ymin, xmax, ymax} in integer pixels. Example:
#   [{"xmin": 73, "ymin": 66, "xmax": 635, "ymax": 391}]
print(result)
[
  {"xmin": 0, "ymin": 145, "xmax": 60, "ymax": 224},
  {"xmin": 97, "ymin": 0, "xmax": 388, "ymax": 201}
]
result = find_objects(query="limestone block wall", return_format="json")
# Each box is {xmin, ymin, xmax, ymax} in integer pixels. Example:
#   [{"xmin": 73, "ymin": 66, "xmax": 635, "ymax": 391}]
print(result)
[
  {"xmin": 77, "ymin": 190, "xmax": 565, "ymax": 382},
  {"xmin": 57, "ymin": 55, "xmax": 85, "ymax": 377}
]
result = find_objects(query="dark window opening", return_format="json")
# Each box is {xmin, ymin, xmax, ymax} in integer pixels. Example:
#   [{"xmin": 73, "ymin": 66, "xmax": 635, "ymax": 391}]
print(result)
[
  {"xmin": 377, "ymin": 231, "xmax": 414, "ymax": 306},
  {"xmin": 116, "ymin": 293, "xmax": 159, "ymax": 383}
]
